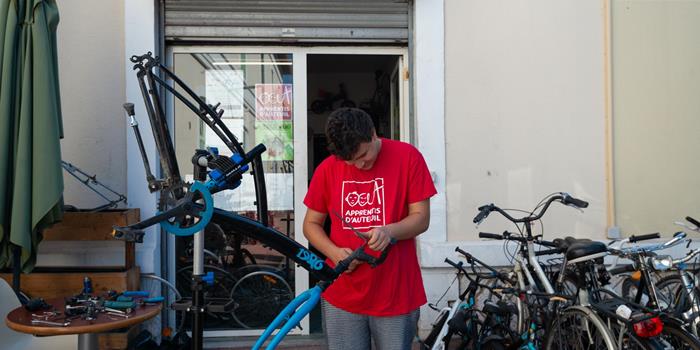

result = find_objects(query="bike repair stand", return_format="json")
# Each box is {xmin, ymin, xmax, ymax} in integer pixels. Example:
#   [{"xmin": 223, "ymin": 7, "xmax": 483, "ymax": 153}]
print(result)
[{"xmin": 172, "ymin": 150, "xmax": 215, "ymax": 350}]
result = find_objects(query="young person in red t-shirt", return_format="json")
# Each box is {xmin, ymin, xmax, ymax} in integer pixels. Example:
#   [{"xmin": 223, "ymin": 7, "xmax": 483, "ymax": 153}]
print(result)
[{"xmin": 303, "ymin": 108, "xmax": 437, "ymax": 350}]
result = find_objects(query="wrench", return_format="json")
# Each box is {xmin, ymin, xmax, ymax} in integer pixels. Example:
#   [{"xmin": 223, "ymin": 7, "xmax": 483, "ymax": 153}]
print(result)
[{"xmin": 31, "ymin": 319, "xmax": 70, "ymax": 327}]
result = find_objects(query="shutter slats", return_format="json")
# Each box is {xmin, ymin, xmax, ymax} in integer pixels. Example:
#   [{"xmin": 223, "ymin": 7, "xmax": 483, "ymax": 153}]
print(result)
[{"xmin": 164, "ymin": 0, "xmax": 409, "ymax": 42}]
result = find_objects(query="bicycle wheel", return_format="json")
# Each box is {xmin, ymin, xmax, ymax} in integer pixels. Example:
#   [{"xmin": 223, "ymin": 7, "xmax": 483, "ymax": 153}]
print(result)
[
  {"xmin": 607, "ymin": 321, "xmax": 663, "ymax": 350},
  {"xmin": 230, "ymin": 269, "xmax": 293, "ymax": 329},
  {"xmin": 544, "ymin": 306, "xmax": 616, "ymax": 350},
  {"xmin": 655, "ymin": 275, "xmax": 700, "ymax": 332},
  {"xmin": 658, "ymin": 321, "xmax": 700, "ymax": 350},
  {"xmin": 422, "ymin": 309, "xmax": 449, "ymax": 349}
]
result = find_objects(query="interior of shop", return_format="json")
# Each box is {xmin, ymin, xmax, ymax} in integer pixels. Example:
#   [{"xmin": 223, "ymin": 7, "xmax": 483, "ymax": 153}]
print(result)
[{"xmin": 306, "ymin": 53, "xmax": 401, "ymax": 333}]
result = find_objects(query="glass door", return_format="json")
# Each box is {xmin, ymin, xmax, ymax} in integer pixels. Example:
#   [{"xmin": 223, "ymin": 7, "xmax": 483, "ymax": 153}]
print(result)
[
  {"xmin": 166, "ymin": 46, "xmax": 408, "ymax": 337},
  {"xmin": 171, "ymin": 52, "xmax": 296, "ymax": 333}
]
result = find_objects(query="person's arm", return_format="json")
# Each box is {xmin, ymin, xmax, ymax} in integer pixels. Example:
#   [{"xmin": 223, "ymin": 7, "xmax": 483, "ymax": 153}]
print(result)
[
  {"xmin": 362, "ymin": 199, "xmax": 430, "ymax": 251},
  {"xmin": 303, "ymin": 208, "xmax": 362, "ymax": 273}
]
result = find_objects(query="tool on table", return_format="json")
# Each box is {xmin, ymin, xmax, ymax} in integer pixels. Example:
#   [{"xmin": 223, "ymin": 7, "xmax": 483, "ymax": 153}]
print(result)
[{"xmin": 31, "ymin": 319, "xmax": 70, "ymax": 327}]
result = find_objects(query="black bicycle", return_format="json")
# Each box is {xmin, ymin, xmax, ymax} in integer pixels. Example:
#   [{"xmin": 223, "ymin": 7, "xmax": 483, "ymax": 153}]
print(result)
[{"xmin": 113, "ymin": 52, "xmax": 341, "ymax": 350}]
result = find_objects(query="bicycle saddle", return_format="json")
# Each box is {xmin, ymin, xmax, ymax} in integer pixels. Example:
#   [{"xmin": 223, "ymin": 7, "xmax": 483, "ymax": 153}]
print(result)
[{"xmin": 554, "ymin": 236, "xmax": 607, "ymax": 262}]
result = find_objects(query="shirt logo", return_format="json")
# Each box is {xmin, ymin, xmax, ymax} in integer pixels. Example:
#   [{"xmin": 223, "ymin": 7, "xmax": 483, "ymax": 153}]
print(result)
[{"xmin": 341, "ymin": 178, "xmax": 386, "ymax": 230}]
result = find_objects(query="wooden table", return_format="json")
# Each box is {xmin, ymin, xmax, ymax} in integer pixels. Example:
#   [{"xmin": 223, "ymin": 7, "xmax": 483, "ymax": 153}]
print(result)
[{"xmin": 6, "ymin": 298, "xmax": 161, "ymax": 350}]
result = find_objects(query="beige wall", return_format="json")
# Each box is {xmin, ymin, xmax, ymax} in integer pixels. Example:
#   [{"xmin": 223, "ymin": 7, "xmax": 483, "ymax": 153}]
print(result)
[
  {"xmin": 444, "ymin": 0, "xmax": 608, "ymax": 241},
  {"xmin": 56, "ymin": 0, "xmax": 126, "ymax": 209},
  {"xmin": 612, "ymin": 0, "xmax": 700, "ymax": 236}
]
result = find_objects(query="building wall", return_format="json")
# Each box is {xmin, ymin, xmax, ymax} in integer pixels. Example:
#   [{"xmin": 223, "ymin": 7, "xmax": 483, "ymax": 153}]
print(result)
[
  {"xmin": 444, "ymin": 0, "xmax": 608, "ymax": 244},
  {"xmin": 38, "ymin": 0, "xmax": 127, "ymax": 267},
  {"xmin": 612, "ymin": 0, "xmax": 700, "ymax": 236},
  {"xmin": 56, "ymin": 0, "xmax": 126, "ymax": 210}
]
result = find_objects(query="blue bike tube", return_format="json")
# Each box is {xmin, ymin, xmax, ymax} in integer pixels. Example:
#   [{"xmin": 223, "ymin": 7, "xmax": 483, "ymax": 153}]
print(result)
[{"xmin": 253, "ymin": 286, "xmax": 323, "ymax": 350}]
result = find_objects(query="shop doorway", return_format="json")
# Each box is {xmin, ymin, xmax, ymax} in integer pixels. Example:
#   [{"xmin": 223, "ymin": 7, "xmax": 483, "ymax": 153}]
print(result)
[
  {"xmin": 166, "ymin": 47, "xmax": 407, "ymax": 337},
  {"xmin": 307, "ymin": 54, "xmax": 404, "ymax": 172},
  {"xmin": 306, "ymin": 53, "xmax": 404, "ymax": 332}
]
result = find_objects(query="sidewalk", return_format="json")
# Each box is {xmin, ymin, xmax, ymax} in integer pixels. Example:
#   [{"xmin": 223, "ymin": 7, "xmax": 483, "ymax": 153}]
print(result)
[{"xmin": 205, "ymin": 334, "xmax": 426, "ymax": 349}]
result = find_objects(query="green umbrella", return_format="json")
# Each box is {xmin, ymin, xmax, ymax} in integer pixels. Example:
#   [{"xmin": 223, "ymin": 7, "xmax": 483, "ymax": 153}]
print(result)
[{"xmin": 0, "ymin": 0, "xmax": 63, "ymax": 273}]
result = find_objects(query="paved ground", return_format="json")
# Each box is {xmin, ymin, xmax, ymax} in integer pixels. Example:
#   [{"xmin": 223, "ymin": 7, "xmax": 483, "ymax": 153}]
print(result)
[{"xmin": 205, "ymin": 334, "xmax": 427, "ymax": 349}]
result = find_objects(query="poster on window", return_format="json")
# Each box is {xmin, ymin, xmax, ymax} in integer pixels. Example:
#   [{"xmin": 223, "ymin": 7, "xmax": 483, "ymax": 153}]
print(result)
[
  {"xmin": 255, "ymin": 120, "xmax": 293, "ymax": 161},
  {"xmin": 255, "ymin": 84, "xmax": 292, "ymax": 121},
  {"xmin": 205, "ymin": 69, "xmax": 244, "ymax": 118}
]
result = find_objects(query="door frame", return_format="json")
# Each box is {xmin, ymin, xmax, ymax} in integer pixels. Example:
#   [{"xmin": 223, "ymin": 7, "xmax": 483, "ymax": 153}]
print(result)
[{"xmin": 166, "ymin": 45, "xmax": 409, "ymax": 338}]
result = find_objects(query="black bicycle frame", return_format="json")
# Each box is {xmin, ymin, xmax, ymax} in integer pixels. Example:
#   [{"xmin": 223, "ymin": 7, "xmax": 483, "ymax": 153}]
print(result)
[{"xmin": 129, "ymin": 52, "xmax": 335, "ymax": 280}]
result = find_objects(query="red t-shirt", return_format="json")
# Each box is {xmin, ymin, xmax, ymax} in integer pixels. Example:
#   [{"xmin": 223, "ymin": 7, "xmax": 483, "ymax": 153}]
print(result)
[{"xmin": 303, "ymin": 138, "xmax": 437, "ymax": 316}]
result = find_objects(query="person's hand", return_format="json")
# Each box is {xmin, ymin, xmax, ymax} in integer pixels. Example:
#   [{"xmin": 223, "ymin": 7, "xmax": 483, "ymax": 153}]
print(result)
[
  {"xmin": 332, "ymin": 247, "xmax": 363, "ymax": 274},
  {"xmin": 361, "ymin": 226, "xmax": 393, "ymax": 251}
]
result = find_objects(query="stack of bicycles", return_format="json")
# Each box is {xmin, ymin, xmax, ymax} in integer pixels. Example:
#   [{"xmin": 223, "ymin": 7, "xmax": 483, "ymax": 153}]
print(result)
[{"xmin": 422, "ymin": 192, "xmax": 700, "ymax": 350}]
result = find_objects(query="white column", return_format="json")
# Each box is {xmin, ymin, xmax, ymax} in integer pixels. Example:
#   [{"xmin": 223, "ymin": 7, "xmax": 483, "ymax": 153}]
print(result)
[
  {"xmin": 124, "ymin": 0, "xmax": 158, "ymax": 274},
  {"xmin": 415, "ymin": 0, "xmax": 447, "ymax": 244}
]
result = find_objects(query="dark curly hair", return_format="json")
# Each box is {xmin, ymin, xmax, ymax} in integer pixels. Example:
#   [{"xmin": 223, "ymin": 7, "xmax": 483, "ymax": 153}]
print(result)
[{"xmin": 325, "ymin": 108, "xmax": 375, "ymax": 161}]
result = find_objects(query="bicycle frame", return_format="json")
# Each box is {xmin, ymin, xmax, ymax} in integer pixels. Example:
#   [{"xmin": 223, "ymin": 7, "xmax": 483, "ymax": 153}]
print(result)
[
  {"xmin": 128, "ymin": 52, "xmax": 338, "ymax": 281},
  {"xmin": 126, "ymin": 52, "xmax": 341, "ymax": 350},
  {"xmin": 678, "ymin": 268, "xmax": 700, "ymax": 335}
]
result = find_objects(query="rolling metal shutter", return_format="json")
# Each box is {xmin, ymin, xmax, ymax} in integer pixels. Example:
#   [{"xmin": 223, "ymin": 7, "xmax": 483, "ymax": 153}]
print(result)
[{"xmin": 164, "ymin": 0, "xmax": 409, "ymax": 43}]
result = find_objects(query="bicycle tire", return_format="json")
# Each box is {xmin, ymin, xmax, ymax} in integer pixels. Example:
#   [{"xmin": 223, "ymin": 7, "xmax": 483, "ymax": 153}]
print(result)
[
  {"xmin": 422, "ymin": 309, "xmax": 449, "ymax": 349},
  {"xmin": 655, "ymin": 274, "xmax": 700, "ymax": 328},
  {"xmin": 658, "ymin": 320, "xmax": 700, "ymax": 349},
  {"xmin": 544, "ymin": 306, "xmax": 616, "ymax": 350},
  {"xmin": 230, "ymin": 269, "xmax": 293, "ymax": 329}
]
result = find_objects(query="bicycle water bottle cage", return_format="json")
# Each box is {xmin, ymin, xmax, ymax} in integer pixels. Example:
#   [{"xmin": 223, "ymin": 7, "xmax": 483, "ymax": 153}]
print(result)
[
  {"xmin": 159, "ymin": 181, "xmax": 214, "ymax": 236},
  {"xmin": 207, "ymin": 153, "xmax": 248, "ymax": 191}
]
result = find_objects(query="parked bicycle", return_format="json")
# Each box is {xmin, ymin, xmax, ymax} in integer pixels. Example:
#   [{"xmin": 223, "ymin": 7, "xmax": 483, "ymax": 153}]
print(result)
[{"xmin": 473, "ymin": 192, "xmax": 676, "ymax": 349}]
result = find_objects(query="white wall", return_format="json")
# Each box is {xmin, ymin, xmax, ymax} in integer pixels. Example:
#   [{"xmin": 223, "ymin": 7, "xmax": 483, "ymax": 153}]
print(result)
[
  {"xmin": 125, "ymin": 0, "xmax": 159, "ymax": 274},
  {"xmin": 56, "ymin": 0, "xmax": 126, "ymax": 210},
  {"xmin": 39, "ymin": 0, "xmax": 127, "ymax": 266},
  {"xmin": 418, "ymin": 0, "xmax": 608, "ymax": 332}
]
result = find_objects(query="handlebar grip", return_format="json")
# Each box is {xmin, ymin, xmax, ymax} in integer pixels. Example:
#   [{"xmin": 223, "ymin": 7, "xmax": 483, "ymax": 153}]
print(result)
[
  {"xmin": 535, "ymin": 248, "xmax": 563, "ymax": 256},
  {"xmin": 123, "ymin": 103, "xmax": 135, "ymax": 116},
  {"xmin": 479, "ymin": 232, "xmax": 503, "ymax": 240},
  {"xmin": 628, "ymin": 232, "xmax": 660, "ymax": 243},
  {"xmin": 444, "ymin": 258, "xmax": 462, "ymax": 270},
  {"xmin": 455, "ymin": 246, "xmax": 471, "ymax": 259},
  {"xmin": 536, "ymin": 239, "xmax": 558, "ymax": 248},
  {"xmin": 473, "ymin": 209, "xmax": 489, "ymax": 224},
  {"xmin": 686, "ymin": 216, "xmax": 700, "ymax": 227},
  {"xmin": 244, "ymin": 143, "xmax": 267, "ymax": 163},
  {"xmin": 563, "ymin": 195, "xmax": 589, "ymax": 208}
]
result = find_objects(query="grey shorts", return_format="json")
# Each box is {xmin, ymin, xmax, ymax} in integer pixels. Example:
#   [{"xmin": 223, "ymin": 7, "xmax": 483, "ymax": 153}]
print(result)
[{"xmin": 322, "ymin": 300, "xmax": 419, "ymax": 350}]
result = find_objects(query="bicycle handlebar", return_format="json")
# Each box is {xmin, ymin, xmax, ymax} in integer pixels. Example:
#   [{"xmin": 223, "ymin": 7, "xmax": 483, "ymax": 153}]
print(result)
[
  {"xmin": 478, "ymin": 231, "xmax": 559, "ymax": 249},
  {"xmin": 687, "ymin": 216, "xmax": 700, "ymax": 228},
  {"xmin": 562, "ymin": 195, "xmax": 588, "ymax": 208},
  {"xmin": 674, "ymin": 248, "xmax": 700, "ymax": 265},
  {"xmin": 472, "ymin": 192, "xmax": 587, "ymax": 225},
  {"xmin": 609, "ymin": 231, "xmax": 687, "ymax": 257},
  {"xmin": 535, "ymin": 248, "xmax": 564, "ymax": 256},
  {"xmin": 333, "ymin": 239, "xmax": 395, "ymax": 275},
  {"xmin": 628, "ymin": 232, "xmax": 660, "ymax": 243},
  {"xmin": 478, "ymin": 231, "xmax": 504, "ymax": 240}
]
